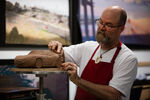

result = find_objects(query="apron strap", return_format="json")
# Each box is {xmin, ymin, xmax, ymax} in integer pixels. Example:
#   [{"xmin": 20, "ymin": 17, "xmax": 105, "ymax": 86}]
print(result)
[
  {"xmin": 90, "ymin": 44, "xmax": 100, "ymax": 59},
  {"xmin": 90, "ymin": 42, "xmax": 122, "ymax": 63},
  {"xmin": 111, "ymin": 42, "xmax": 122, "ymax": 63}
]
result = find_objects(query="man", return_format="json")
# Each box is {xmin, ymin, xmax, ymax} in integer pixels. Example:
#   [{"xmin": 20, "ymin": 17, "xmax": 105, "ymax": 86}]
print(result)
[{"xmin": 48, "ymin": 6, "xmax": 137, "ymax": 100}]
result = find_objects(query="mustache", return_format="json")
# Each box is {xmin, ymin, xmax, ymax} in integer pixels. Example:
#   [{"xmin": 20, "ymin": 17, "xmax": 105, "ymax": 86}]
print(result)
[
  {"xmin": 97, "ymin": 30, "xmax": 105, "ymax": 36},
  {"xmin": 97, "ymin": 30, "xmax": 109, "ymax": 40}
]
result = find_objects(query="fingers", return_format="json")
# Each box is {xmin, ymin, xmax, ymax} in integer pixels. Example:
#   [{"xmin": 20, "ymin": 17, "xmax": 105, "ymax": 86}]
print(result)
[
  {"xmin": 62, "ymin": 62, "xmax": 77, "ymax": 68},
  {"xmin": 64, "ymin": 65, "xmax": 73, "ymax": 71},
  {"xmin": 62, "ymin": 62, "xmax": 79, "ymax": 84},
  {"xmin": 48, "ymin": 41, "xmax": 62, "ymax": 53},
  {"xmin": 57, "ymin": 43, "xmax": 62, "ymax": 53},
  {"xmin": 62, "ymin": 62, "xmax": 76, "ymax": 70},
  {"xmin": 48, "ymin": 41, "xmax": 57, "ymax": 51}
]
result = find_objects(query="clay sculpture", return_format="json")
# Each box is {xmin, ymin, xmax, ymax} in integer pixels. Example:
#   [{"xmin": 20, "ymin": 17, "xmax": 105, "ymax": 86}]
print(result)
[{"xmin": 14, "ymin": 50, "xmax": 64, "ymax": 68}]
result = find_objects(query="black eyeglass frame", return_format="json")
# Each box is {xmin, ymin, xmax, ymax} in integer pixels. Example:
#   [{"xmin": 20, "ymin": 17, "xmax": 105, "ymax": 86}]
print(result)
[{"xmin": 95, "ymin": 18, "xmax": 123, "ymax": 29}]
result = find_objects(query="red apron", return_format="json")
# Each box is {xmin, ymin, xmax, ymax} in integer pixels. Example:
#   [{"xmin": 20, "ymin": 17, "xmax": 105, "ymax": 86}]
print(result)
[{"xmin": 75, "ymin": 42, "xmax": 122, "ymax": 100}]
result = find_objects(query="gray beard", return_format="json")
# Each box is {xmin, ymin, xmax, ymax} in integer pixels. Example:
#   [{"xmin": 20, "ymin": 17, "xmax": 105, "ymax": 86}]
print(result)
[{"xmin": 96, "ymin": 30, "xmax": 110, "ymax": 44}]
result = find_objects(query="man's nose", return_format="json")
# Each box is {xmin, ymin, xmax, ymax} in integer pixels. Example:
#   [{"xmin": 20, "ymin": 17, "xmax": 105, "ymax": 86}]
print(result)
[{"xmin": 98, "ymin": 24, "xmax": 106, "ymax": 31}]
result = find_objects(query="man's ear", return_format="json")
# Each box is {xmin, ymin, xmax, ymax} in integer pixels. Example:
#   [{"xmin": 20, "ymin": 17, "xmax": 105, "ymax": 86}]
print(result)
[{"xmin": 119, "ymin": 25, "xmax": 125, "ymax": 34}]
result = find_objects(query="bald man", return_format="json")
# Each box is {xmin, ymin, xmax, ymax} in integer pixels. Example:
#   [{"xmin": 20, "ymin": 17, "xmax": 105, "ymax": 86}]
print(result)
[{"xmin": 48, "ymin": 6, "xmax": 137, "ymax": 100}]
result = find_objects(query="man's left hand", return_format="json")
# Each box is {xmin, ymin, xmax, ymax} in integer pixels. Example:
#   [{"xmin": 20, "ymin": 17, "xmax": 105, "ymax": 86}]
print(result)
[{"xmin": 61, "ymin": 62, "xmax": 80, "ymax": 84}]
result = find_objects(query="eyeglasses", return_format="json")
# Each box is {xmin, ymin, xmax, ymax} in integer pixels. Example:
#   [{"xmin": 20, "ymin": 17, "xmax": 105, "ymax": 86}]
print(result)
[{"xmin": 95, "ymin": 18, "xmax": 122, "ymax": 30}]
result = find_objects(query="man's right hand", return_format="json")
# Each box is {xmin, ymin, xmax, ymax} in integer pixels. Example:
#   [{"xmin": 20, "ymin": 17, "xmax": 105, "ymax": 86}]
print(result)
[
  {"xmin": 48, "ymin": 41, "xmax": 63, "ymax": 54},
  {"xmin": 48, "ymin": 41, "xmax": 65, "ymax": 62}
]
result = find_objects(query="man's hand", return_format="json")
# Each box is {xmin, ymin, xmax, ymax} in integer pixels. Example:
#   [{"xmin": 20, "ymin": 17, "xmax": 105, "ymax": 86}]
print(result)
[
  {"xmin": 48, "ymin": 41, "xmax": 65, "ymax": 62},
  {"xmin": 48, "ymin": 41, "xmax": 63, "ymax": 54},
  {"xmin": 62, "ymin": 62, "xmax": 80, "ymax": 84}
]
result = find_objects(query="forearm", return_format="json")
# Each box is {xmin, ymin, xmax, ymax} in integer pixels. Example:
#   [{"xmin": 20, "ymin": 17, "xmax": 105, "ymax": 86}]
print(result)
[
  {"xmin": 62, "ymin": 62, "xmax": 121, "ymax": 100},
  {"xmin": 73, "ymin": 77, "xmax": 121, "ymax": 100}
]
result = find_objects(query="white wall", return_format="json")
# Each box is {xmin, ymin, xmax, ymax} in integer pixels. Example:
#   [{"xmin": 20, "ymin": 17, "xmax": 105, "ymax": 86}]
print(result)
[{"xmin": 133, "ymin": 50, "xmax": 150, "ymax": 80}]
